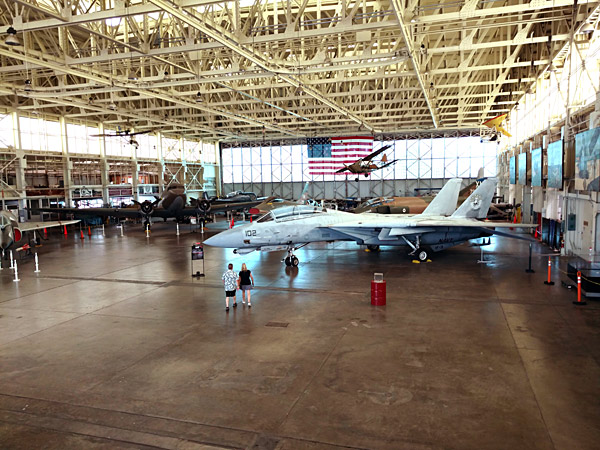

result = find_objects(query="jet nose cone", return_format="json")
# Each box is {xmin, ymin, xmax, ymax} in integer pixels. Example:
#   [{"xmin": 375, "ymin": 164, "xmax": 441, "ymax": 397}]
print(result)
[{"xmin": 204, "ymin": 230, "xmax": 231, "ymax": 247}]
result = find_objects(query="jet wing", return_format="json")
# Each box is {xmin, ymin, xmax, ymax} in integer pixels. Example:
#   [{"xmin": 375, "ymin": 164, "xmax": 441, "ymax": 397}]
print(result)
[
  {"xmin": 32, "ymin": 207, "xmax": 143, "ymax": 219},
  {"xmin": 361, "ymin": 144, "xmax": 392, "ymax": 162},
  {"xmin": 327, "ymin": 218, "xmax": 536, "ymax": 243},
  {"xmin": 19, "ymin": 219, "xmax": 80, "ymax": 232}
]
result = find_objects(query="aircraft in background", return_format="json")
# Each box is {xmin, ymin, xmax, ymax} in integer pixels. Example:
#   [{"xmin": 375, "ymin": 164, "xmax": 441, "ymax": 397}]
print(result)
[
  {"xmin": 353, "ymin": 170, "xmax": 486, "ymax": 215},
  {"xmin": 31, "ymin": 184, "xmax": 260, "ymax": 229},
  {"xmin": 204, "ymin": 177, "xmax": 534, "ymax": 264},
  {"xmin": 249, "ymin": 182, "xmax": 312, "ymax": 215},
  {"xmin": 213, "ymin": 191, "xmax": 258, "ymax": 204},
  {"xmin": 1, "ymin": 210, "xmax": 79, "ymax": 252},
  {"xmin": 334, "ymin": 144, "xmax": 397, "ymax": 181},
  {"xmin": 482, "ymin": 114, "xmax": 512, "ymax": 140}
]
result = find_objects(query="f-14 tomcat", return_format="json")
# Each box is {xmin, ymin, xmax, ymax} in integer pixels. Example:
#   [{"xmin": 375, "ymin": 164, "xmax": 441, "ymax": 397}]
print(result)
[
  {"xmin": 204, "ymin": 178, "xmax": 533, "ymax": 265},
  {"xmin": 0, "ymin": 209, "xmax": 79, "ymax": 252}
]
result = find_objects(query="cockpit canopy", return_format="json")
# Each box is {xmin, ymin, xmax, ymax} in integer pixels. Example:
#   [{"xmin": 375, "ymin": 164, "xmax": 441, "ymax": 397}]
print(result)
[
  {"xmin": 357, "ymin": 197, "xmax": 393, "ymax": 209},
  {"xmin": 256, "ymin": 205, "xmax": 327, "ymax": 223}
]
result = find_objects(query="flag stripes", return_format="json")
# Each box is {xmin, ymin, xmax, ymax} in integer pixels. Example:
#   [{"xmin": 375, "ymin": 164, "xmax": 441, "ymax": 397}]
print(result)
[{"xmin": 307, "ymin": 136, "xmax": 374, "ymax": 175}]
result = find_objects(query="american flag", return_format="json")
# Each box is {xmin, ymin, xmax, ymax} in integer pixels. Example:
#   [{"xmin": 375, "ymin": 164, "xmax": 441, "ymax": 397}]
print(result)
[{"xmin": 307, "ymin": 136, "xmax": 374, "ymax": 175}]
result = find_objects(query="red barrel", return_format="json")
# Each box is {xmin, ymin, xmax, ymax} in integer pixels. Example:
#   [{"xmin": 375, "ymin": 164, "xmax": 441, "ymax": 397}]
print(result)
[{"xmin": 371, "ymin": 280, "xmax": 386, "ymax": 306}]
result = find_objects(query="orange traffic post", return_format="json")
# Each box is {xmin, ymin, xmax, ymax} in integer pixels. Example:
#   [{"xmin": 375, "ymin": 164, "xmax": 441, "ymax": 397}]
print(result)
[
  {"xmin": 88, "ymin": 226, "xmax": 92, "ymax": 236},
  {"xmin": 573, "ymin": 270, "xmax": 587, "ymax": 305},
  {"xmin": 543, "ymin": 256, "xmax": 555, "ymax": 285},
  {"xmin": 80, "ymin": 230, "xmax": 84, "ymax": 240},
  {"xmin": 63, "ymin": 225, "xmax": 67, "ymax": 236},
  {"xmin": 43, "ymin": 227, "xmax": 47, "ymax": 237}
]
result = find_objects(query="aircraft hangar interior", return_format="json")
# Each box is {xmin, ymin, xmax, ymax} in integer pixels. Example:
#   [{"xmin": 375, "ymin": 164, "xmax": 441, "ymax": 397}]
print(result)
[{"xmin": 1, "ymin": 0, "xmax": 600, "ymax": 448}]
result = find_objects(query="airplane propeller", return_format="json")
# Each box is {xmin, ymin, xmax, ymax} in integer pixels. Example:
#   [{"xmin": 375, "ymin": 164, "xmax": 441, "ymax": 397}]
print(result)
[
  {"xmin": 194, "ymin": 198, "xmax": 212, "ymax": 215},
  {"xmin": 133, "ymin": 198, "xmax": 161, "ymax": 223}
]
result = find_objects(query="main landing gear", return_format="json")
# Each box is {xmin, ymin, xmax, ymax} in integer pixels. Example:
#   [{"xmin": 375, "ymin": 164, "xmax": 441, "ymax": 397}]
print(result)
[{"xmin": 401, "ymin": 235, "xmax": 429, "ymax": 261}]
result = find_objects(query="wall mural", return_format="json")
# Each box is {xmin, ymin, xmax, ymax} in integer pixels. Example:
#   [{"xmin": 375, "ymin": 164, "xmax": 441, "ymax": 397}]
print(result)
[
  {"xmin": 575, "ymin": 128, "xmax": 600, "ymax": 191},
  {"xmin": 531, "ymin": 147, "xmax": 542, "ymax": 187},
  {"xmin": 509, "ymin": 155, "xmax": 516, "ymax": 184},
  {"xmin": 518, "ymin": 152, "xmax": 527, "ymax": 185},
  {"xmin": 547, "ymin": 140, "xmax": 563, "ymax": 189}
]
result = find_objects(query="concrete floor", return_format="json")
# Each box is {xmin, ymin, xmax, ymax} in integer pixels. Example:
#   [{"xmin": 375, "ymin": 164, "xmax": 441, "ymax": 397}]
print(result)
[{"xmin": 0, "ymin": 221, "xmax": 599, "ymax": 449}]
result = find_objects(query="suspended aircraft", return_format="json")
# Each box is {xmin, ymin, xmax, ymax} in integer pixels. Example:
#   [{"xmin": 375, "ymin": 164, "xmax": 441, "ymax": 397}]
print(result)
[
  {"xmin": 482, "ymin": 114, "xmax": 512, "ymax": 139},
  {"xmin": 1, "ymin": 209, "xmax": 79, "ymax": 252},
  {"xmin": 204, "ymin": 178, "xmax": 534, "ymax": 265},
  {"xmin": 334, "ymin": 144, "xmax": 398, "ymax": 181},
  {"xmin": 91, "ymin": 127, "xmax": 150, "ymax": 147},
  {"xmin": 31, "ymin": 184, "xmax": 260, "ymax": 229}
]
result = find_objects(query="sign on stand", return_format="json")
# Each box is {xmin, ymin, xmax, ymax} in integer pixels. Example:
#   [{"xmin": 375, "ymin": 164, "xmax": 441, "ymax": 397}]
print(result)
[{"xmin": 191, "ymin": 243, "xmax": 205, "ymax": 277}]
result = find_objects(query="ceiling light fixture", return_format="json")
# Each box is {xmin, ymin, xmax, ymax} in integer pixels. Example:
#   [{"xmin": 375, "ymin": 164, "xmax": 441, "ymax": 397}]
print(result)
[
  {"xmin": 108, "ymin": 101, "xmax": 117, "ymax": 111},
  {"xmin": 196, "ymin": 91, "xmax": 203, "ymax": 103},
  {"xmin": 5, "ymin": 26, "xmax": 20, "ymax": 46},
  {"xmin": 24, "ymin": 79, "xmax": 32, "ymax": 92}
]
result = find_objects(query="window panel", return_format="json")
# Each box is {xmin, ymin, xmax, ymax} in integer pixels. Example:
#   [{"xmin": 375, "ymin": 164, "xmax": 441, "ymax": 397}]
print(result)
[{"xmin": 0, "ymin": 114, "xmax": 14, "ymax": 148}]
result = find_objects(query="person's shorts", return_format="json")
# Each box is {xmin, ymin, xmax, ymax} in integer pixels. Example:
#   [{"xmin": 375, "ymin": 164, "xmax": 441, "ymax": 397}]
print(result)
[
  {"xmin": 225, "ymin": 290, "xmax": 236, "ymax": 297},
  {"xmin": 241, "ymin": 285, "xmax": 252, "ymax": 291}
]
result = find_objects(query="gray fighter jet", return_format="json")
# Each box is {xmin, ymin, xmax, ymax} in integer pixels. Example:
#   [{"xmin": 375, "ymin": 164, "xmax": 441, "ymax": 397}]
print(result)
[
  {"xmin": 1, "ymin": 209, "xmax": 79, "ymax": 252},
  {"xmin": 205, "ymin": 177, "xmax": 532, "ymax": 264}
]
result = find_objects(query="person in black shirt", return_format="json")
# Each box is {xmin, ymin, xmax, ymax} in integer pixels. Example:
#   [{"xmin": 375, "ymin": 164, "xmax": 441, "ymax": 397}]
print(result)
[{"xmin": 237, "ymin": 263, "xmax": 255, "ymax": 307}]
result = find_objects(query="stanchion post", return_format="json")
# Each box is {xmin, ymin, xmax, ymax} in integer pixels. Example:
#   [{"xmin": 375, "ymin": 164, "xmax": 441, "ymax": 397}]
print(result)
[
  {"xmin": 13, "ymin": 261, "xmax": 20, "ymax": 282},
  {"xmin": 525, "ymin": 243, "xmax": 535, "ymax": 273},
  {"xmin": 146, "ymin": 224, "xmax": 150, "ymax": 238},
  {"xmin": 9, "ymin": 250, "xmax": 14, "ymax": 269},
  {"xmin": 102, "ymin": 224, "xmax": 105, "ymax": 236},
  {"xmin": 120, "ymin": 224, "xmax": 124, "ymax": 237},
  {"xmin": 543, "ymin": 256, "xmax": 555, "ymax": 285},
  {"xmin": 176, "ymin": 222, "xmax": 180, "ymax": 236},
  {"xmin": 34, "ymin": 253, "xmax": 40, "ymax": 273},
  {"xmin": 573, "ymin": 270, "xmax": 587, "ymax": 305},
  {"xmin": 0, "ymin": 249, "xmax": 3, "ymax": 270}
]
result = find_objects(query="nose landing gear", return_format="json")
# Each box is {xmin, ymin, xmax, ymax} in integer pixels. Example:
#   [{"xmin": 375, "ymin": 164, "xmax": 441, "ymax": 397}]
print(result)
[
  {"xmin": 284, "ymin": 254, "xmax": 299, "ymax": 267},
  {"xmin": 282, "ymin": 244, "xmax": 308, "ymax": 267}
]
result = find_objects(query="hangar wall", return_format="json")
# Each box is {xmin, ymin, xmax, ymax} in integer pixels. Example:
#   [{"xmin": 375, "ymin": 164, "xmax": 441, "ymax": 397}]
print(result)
[{"xmin": 225, "ymin": 178, "xmax": 483, "ymax": 202}]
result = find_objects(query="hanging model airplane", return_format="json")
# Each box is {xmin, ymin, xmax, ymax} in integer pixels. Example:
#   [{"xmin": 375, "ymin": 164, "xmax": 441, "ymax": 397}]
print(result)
[
  {"xmin": 1, "ymin": 209, "xmax": 79, "ymax": 252},
  {"xmin": 334, "ymin": 145, "xmax": 398, "ymax": 181},
  {"xmin": 91, "ymin": 127, "xmax": 151, "ymax": 147},
  {"xmin": 482, "ymin": 114, "xmax": 512, "ymax": 139},
  {"xmin": 31, "ymin": 184, "xmax": 261, "ymax": 230},
  {"xmin": 204, "ymin": 177, "xmax": 535, "ymax": 265}
]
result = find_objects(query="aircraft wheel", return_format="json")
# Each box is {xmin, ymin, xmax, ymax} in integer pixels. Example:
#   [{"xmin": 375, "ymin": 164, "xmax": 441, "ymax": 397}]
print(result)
[
  {"xmin": 355, "ymin": 177, "xmax": 359, "ymax": 182},
  {"xmin": 284, "ymin": 256, "xmax": 292, "ymax": 266},
  {"xmin": 417, "ymin": 249, "xmax": 428, "ymax": 262},
  {"xmin": 367, "ymin": 245, "xmax": 380, "ymax": 251},
  {"xmin": 291, "ymin": 256, "xmax": 299, "ymax": 267}
]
